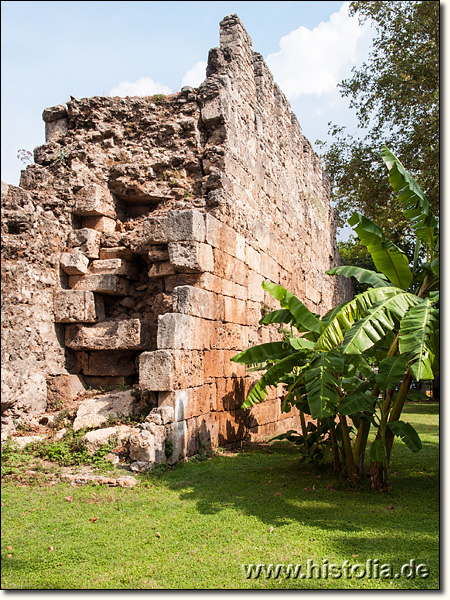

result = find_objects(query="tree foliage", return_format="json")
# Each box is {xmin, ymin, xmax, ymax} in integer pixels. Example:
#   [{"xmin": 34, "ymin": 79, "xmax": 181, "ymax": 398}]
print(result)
[{"xmin": 320, "ymin": 1, "xmax": 439, "ymax": 232}]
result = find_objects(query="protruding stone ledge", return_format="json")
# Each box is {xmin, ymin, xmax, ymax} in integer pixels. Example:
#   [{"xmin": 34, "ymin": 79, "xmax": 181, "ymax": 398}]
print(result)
[
  {"xmin": 99, "ymin": 247, "xmax": 134, "ymax": 260},
  {"xmin": 42, "ymin": 105, "xmax": 69, "ymax": 142},
  {"xmin": 73, "ymin": 184, "xmax": 117, "ymax": 218},
  {"xmin": 68, "ymin": 228, "xmax": 102, "ymax": 259},
  {"xmin": 60, "ymin": 251, "xmax": 89, "ymax": 275},
  {"xmin": 65, "ymin": 318, "xmax": 153, "ymax": 351},
  {"xmin": 142, "ymin": 209, "xmax": 206, "ymax": 245},
  {"xmin": 148, "ymin": 261, "xmax": 176, "ymax": 278},
  {"xmin": 42, "ymin": 105, "xmax": 68, "ymax": 123},
  {"xmin": 68, "ymin": 273, "xmax": 129, "ymax": 296},
  {"xmin": 54, "ymin": 290, "xmax": 105, "ymax": 323},
  {"xmin": 89, "ymin": 258, "xmax": 139, "ymax": 279}
]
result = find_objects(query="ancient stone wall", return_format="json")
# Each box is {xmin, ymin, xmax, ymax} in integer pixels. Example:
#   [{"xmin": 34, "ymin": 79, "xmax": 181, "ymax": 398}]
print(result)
[{"xmin": 1, "ymin": 15, "xmax": 350, "ymax": 461}]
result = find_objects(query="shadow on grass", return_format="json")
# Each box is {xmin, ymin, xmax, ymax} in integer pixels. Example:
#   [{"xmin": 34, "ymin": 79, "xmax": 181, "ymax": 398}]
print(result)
[{"xmin": 156, "ymin": 405, "xmax": 439, "ymax": 562}]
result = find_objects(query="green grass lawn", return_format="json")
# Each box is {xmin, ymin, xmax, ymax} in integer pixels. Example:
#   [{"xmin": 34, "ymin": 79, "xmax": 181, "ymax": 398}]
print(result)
[{"xmin": 1, "ymin": 403, "xmax": 439, "ymax": 589}]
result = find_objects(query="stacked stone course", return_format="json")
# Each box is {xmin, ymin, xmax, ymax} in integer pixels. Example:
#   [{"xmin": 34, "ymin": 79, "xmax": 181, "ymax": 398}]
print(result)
[{"xmin": 1, "ymin": 15, "xmax": 351, "ymax": 463}]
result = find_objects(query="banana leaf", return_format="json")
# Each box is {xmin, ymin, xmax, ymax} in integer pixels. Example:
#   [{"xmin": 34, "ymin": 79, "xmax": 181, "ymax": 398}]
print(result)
[
  {"xmin": 399, "ymin": 297, "xmax": 439, "ymax": 380},
  {"xmin": 327, "ymin": 265, "xmax": 390, "ymax": 288},
  {"xmin": 349, "ymin": 212, "xmax": 413, "ymax": 290},
  {"xmin": 381, "ymin": 147, "xmax": 438, "ymax": 253}
]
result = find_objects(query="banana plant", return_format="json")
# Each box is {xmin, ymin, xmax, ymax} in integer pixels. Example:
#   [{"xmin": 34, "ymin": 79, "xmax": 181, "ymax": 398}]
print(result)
[
  {"xmin": 325, "ymin": 148, "xmax": 439, "ymax": 488},
  {"xmin": 232, "ymin": 148, "xmax": 439, "ymax": 490},
  {"xmin": 232, "ymin": 281, "xmax": 380, "ymax": 485}
]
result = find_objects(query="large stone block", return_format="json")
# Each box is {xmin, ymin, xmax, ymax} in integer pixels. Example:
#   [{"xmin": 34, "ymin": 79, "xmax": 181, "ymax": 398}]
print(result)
[
  {"xmin": 68, "ymin": 228, "xmax": 102, "ymax": 259},
  {"xmin": 143, "ymin": 209, "xmax": 206, "ymax": 244},
  {"xmin": 223, "ymin": 295, "xmax": 247, "ymax": 325},
  {"xmin": 140, "ymin": 422, "xmax": 168, "ymax": 464},
  {"xmin": 73, "ymin": 184, "xmax": 116, "ymax": 218},
  {"xmin": 148, "ymin": 261, "xmax": 176, "ymax": 278},
  {"xmin": 247, "ymin": 270, "xmax": 265, "ymax": 302},
  {"xmin": 168, "ymin": 241, "xmax": 214, "ymax": 273},
  {"xmin": 65, "ymin": 318, "xmax": 152, "ymax": 351},
  {"xmin": 54, "ymin": 290, "xmax": 104, "ymax": 323},
  {"xmin": 246, "ymin": 300, "xmax": 261, "ymax": 327},
  {"xmin": 172, "ymin": 285, "xmax": 219, "ymax": 321},
  {"xmin": 82, "ymin": 215, "xmax": 117, "ymax": 234},
  {"xmin": 68, "ymin": 273, "xmax": 129, "ymax": 296},
  {"xmin": 128, "ymin": 429, "xmax": 155, "ymax": 463},
  {"xmin": 215, "ymin": 377, "xmax": 246, "ymax": 411},
  {"xmin": 89, "ymin": 258, "xmax": 139, "ymax": 279},
  {"xmin": 166, "ymin": 420, "xmax": 188, "ymax": 462},
  {"xmin": 245, "ymin": 244, "xmax": 261, "ymax": 272},
  {"xmin": 197, "ymin": 272, "xmax": 223, "ymax": 295},
  {"xmin": 305, "ymin": 281, "xmax": 321, "ymax": 306},
  {"xmin": 259, "ymin": 252, "xmax": 279, "ymax": 283},
  {"xmin": 161, "ymin": 387, "xmax": 215, "ymax": 422},
  {"xmin": 157, "ymin": 313, "xmax": 212, "ymax": 350},
  {"xmin": 60, "ymin": 251, "xmax": 89, "ymax": 275},
  {"xmin": 205, "ymin": 213, "xmax": 246, "ymax": 261},
  {"xmin": 73, "ymin": 390, "xmax": 139, "ymax": 431},
  {"xmin": 46, "ymin": 374, "xmax": 86, "ymax": 408},
  {"xmin": 81, "ymin": 425, "xmax": 136, "ymax": 454},
  {"xmin": 145, "ymin": 406, "xmax": 175, "ymax": 426},
  {"xmin": 210, "ymin": 321, "xmax": 248, "ymax": 350},
  {"xmin": 44, "ymin": 116, "xmax": 69, "ymax": 142},
  {"xmin": 221, "ymin": 278, "xmax": 247, "ymax": 301},
  {"xmin": 213, "ymin": 248, "xmax": 248, "ymax": 286},
  {"xmin": 203, "ymin": 349, "xmax": 225, "ymax": 380},
  {"xmin": 73, "ymin": 350, "xmax": 137, "ymax": 376},
  {"xmin": 99, "ymin": 246, "xmax": 134, "ymax": 260},
  {"xmin": 222, "ymin": 350, "xmax": 246, "ymax": 378},
  {"xmin": 139, "ymin": 349, "xmax": 204, "ymax": 391}
]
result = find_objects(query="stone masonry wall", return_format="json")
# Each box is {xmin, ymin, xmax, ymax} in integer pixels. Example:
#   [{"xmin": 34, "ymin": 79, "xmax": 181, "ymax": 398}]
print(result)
[{"xmin": 1, "ymin": 15, "xmax": 351, "ymax": 461}]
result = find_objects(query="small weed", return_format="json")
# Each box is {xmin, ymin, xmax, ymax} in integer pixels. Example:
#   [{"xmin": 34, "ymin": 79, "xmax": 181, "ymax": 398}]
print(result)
[
  {"xmin": 164, "ymin": 439, "xmax": 174, "ymax": 458},
  {"xmin": 278, "ymin": 324, "xmax": 293, "ymax": 340},
  {"xmin": 260, "ymin": 302, "xmax": 273, "ymax": 318},
  {"xmin": 52, "ymin": 148, "xmax": 70, "ymax": 166},
  {"xmin": 114, "ymin": 151, "xmax": 129, "ymax": 164},
  {"xmin": 192, "ymin": 440, "xmax": 213, "ymax": 462},
  {"xmin": 15, "ymin": 422, "xmax": 34, "ymax": 434},
  {"xmin": 53, "ymin": 410, "xmax": 70, "ymax": 430},
  {"xmin": 1, "ymin": 429, "xmax": 121, "ymax": 474},
  {"xmin": 152, "ymin": 94, "xmax": 166, "ymax": 105},
  {"xmin": 160, "ymin": 169, "xmax": 180, "ymax": 185},
  {"xmin": 184, "ymin": 189, "xmax": 193, "ymax": 198}
]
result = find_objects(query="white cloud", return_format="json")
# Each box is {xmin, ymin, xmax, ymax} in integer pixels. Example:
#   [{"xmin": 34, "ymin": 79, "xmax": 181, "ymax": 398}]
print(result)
[
  {"xmin": 181, "ymin": 61, "xmax": 207, "ymax": 88},
  {"xmin": 266, "ymin": 2, "xmax": 372, "ymax": 98},
  {"xmin": 109, "ymin": 77, "xmax": 172, "ymax": 97}
]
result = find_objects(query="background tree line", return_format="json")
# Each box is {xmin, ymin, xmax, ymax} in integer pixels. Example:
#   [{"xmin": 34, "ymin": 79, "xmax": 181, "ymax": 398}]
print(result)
[{"xmin": 319, "ymin": 0, "xmax": 439, "ymax": 259}]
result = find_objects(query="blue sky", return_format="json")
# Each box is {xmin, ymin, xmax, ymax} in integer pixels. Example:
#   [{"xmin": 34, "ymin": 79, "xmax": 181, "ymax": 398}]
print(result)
[{"xmin": 1, "ymin": 1, "xmax": 379, "ymax": 187}]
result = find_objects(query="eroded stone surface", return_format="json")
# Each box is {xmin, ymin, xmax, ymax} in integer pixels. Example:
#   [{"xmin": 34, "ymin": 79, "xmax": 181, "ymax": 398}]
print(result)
[
  {"xmin": 81, "ymin": 425, "xmax": 137, "ymax": 454},
  {"xmin": 72, "ymin": 390, "xmax": 140, "ymax": 431}
]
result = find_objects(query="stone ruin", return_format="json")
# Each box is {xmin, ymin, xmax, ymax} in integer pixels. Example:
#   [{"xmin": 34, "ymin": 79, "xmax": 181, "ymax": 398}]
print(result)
[{"xmin": 1, "ymin": 15, "xmax": 350, "ymax": 467}]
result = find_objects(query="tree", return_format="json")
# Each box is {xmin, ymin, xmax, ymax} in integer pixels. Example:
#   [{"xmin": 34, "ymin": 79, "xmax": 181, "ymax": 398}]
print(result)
[
  {"xmin": 232, "ymin": 149, "xmax": 439, "ymax": 490},
  {"xmin": 321, "ymin": 1, "xmax": 439, "ymax": 233}
]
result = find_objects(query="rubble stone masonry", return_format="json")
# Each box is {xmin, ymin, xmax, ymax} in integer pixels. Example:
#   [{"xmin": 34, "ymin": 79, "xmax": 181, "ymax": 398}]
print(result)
[{"xmin": 1, "ymin": 15, "xmax": 351, "ymax": 462}]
